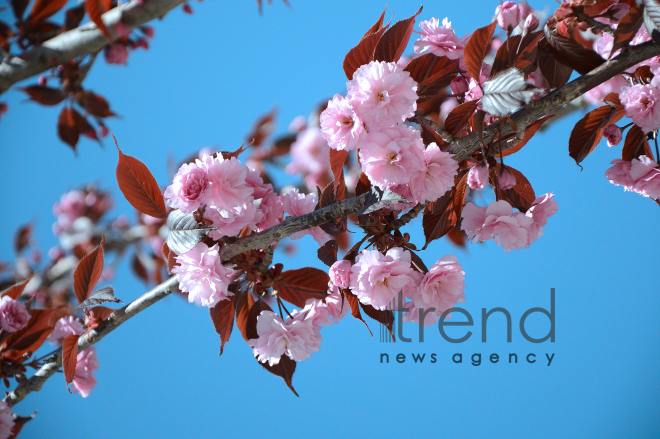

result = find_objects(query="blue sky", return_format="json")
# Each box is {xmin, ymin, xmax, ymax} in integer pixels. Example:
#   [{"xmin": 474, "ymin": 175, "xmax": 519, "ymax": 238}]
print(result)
[{"xmin": 1, "ymin": 1, "xmax": 659, "ymax": 438}]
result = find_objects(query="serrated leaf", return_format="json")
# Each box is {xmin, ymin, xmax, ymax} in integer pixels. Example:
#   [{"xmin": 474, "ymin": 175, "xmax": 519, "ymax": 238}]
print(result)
[
  {"xmin": 73, "ymin": 235, "xmax": 105, "ymax": 304},
  {"xmin": 422, "ymin": 189, "xmax": 457, "ymax": 249},
  {"xmin": 78, "ymin": 91, "xmax": 114, "ymax": 118},
  {"xmin": 1, "ymin": 309, "xmax": 55, "ymax": 361},
  {"xmin": 373, "ymin": 5, "xmax": 423, "ymax": 63},
  {"xmin": 1, "ymin": 274, "xmax": 34, "ymax": 300},
  {"xmin": 62, "ymin": 334, "xmax": 79, "ymax": 389},
  {"xmin": 343, "ymin": 288, "xmax": 372, "ymax": 336},
  {"xmin": 543, "ymin": 26, "xmax": 605, "ymax": 75},
  {"xmin": 258, "ymin": 354, "xmax": 299, "ymax": 397},
  {"xmin": 622, "ymin": 125, "xmax": 654, "ymax": 161},
  {"xmin": 273, "ymin": 268, "xmax": 330, "ymax": 308},
  {"xmin": 210, "ymin": 297, "xmax": 234, "ymax": 356},
  {"xmin": 501, "ymin": 114, "xmax": 555, "ymax": 157},
  {"xmin": 165, "ymin": 210, "xmax": 215, "ymax": 255},
  {"xmin": 444, "ymin": 99, "xmax": 480, "ymax": 135},
  {"xmin": 569, "ymin": 103, "xmax": 624, "ymax": 164},
  {"xmin": 115, "ymin": 136, "xmax": 167, "ymax": 219},
  {"xmin": 404, "ymin": 54, "xmax": 459, "ymax": 100},
  {"xmin": 492, "ymin": 164, "xmax": 535, "ymax": 212},
  {"xmin": 612, "ymin": 4, "xmax": 645, "ymax": 55},
  {"xmin": 76, "ymin": 286, "xmax": 122, "ymax": 309},
  {"xmin": 464, "ymin": 21, "xmax": 497, "ymax": 81},
  {"xmin": 481, "ymin": 68, "xmax": 541, "ymax": 116},
  {"xmin": 317, "ymin": 239, "xmax": 338, "ymax": 267},
  {"xmin": 358, "ymin": 187, "xmax": 410, "ymax": 215},
  {"xmin": 21, "ymin": 85, "xmax": 65, "ymax": 106},
  {"xmin": 344, "ymin": 24, "xmax": 390, "ymax": 80}
]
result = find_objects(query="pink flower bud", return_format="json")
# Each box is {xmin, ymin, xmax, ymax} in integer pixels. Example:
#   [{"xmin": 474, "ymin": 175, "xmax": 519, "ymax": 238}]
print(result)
[
  {"xmin": 183, "ymin": 3, "xmax": 193, "ymax": 14},
  {"xmin": 603, "ymin": 124, "xmax": 622, "ymax": 147},
  {"xmin": 99, "ymin": 125, "xmax": 109, "ymax": 138},
  {"xmin": 523, "ymin": 13, "xmax": 539, "ymax": 33},
  {"xmin": 141, "ymin": 25, "xmax": 155, "ymax": 38},
  {"xmin": 450, "ymin": 76, "xmax": 469, "ymax": 95},
  {"xmin": 467, "ymin": 162, "xmax": 488, "ymax": 190},
  {"xmin": 498, "ymin": 169, "xmax": 517, "ymax": 190},
  {"xmin": 496, "ymin": 1, "xmax": 521, "ymax": 32},
  {"xmin": 38, "ymin": 75, "xmax": 48, "ymax": 86},
  {"xmin": 114, "ymin": 21, "xmax": 132, "ymax": 37},
  {"xmin": 105, "ymin": 43, "xmax": 129, "ymax": 65},
  {"xmin": 329, "ymin": 260, "xmax": 351, "ymax": 289}
]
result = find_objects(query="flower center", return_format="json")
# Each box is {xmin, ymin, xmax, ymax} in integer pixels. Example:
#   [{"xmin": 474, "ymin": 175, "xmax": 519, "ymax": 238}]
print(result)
[
  {"xmin": 341, "ymin": 117, "xmax": 353, "ymax": 126},
  {"xmin": 376, "ymin": 92, "xmax": 385, "ymax": 101},
  {"xmin": 387, "ymin": 152, "xmax": 398, "ymax": 162}
]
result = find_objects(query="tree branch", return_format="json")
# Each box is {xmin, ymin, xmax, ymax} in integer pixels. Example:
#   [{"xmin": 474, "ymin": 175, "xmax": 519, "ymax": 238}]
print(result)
[
  {"xmin": 0, "ymin": 0, "xmax": 187, "ymax": 95},
  {"xmin": 447, "ymin": 41, "xmax": 660, "ymax": 160},
  {"xmin": 4, "ymin": 276, "xmax": 179, "ymax": 406},
  {"xmin": 220, "ymin": 193, "xmax": 369, "ymax": 261}
]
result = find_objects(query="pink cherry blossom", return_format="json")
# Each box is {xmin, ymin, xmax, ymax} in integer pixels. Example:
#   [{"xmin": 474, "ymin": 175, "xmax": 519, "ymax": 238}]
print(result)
[
  {"xmin": 525, "ymin": 192, "xmax": 559, "ymax": 244},
  {"xmin": 404, "ymin": 256, "xmax": 466, "ymax": 326},
  {"xmin": 320, "ymin": 94, "xmax": 365, "ymax": 151},
  {"xmin": 620, "ymin": 84, "xmax": 660, "ymax": 133},
  {"xmin": 349, "ymin": 248, "xmax": 417, "ymax": 310},
  {"xmin": 584, "ymin": 75, "xmax": 628, "ymax": 105},
  {"xmin": 467, "ymin": 162, "xmax": 488, "ymax": 190},
  {"xmin": 461, "ymin": 200, "xmax": 534, "ymax": 252},
  {"xmin": 358, "ymin": 124, "xmax": 425, "ymax": 190},
  {"xmin": 329, "ymin": 260, "xmax": 352, "ymax": 289},
  {"xmin": 450, "ymin": 76, "xmax": 469, "ymax": 95},
  {"xmin": 281, "ymin": 189, "xmax": 331, "ymax": 245},
  {"xmin": 245, "ymin": 169, "xmax": 271, "ymax": 200},
  {"xmin": 631, "ymin": 156, "xmax": 660, "ymax": 199},
  {"xmin": 204, "ymin": 155, "xmax": 253, "ymax": 211},
  {"xmin": 163, "ymin": 160, "xmax": 209, "ymax": 213},
  {"xmin": 413, "ymin": 17, "xmax": 470, "ymax": 60},
  {"xmin": 248, "ymin": 311, "xmax": 321, "ymax": 366},
  {"xmin": 286, "ymin": 127, "xmax": 330, "ymax": 191},
  {"xmin": 603, "ymin": 124, "xmax": 622, "ymax": 147},
  {"xmin": 410, "ymin": 143, "xmax": 458, "ymax": 203},
  {"xmin": 496, "ymin": 1, "xmax": 521, "ymax": 31},
  {"xmin": 47, "ymin": 316, "xmax": 84, "ymax": 345},
  {"xmin": 465, "ymin": 78, "xmax": 483, "ymax": 101},
  {"xmin": 347, "ymin": 61, "xmax": 418, "ymax": 129},
  {"xmin": 257, "ymin": 190, "xmax": 284, "ymax": 232},
  {"xmin": 300, "ymin": 285, "xmax": 348, "ymax": 328},
  {"xmin": 71, "ymin": 347, "xmax": 99, "ymax": 398},
  {"xmin": 0, "ymin": 400, "xmax": 14, "ymax": 439},
  {"xmin": 605, "ymin": 159, "xmax": 635, "ymax": 190},
  {"xmin": 172, "ymin": 242, "xmax": 239, "ymax": 308},
  {"xmin": 206, "ymin": 201, "xmax": 263, "ymax": 239},
  {"xmin": 105, "ymin": 43, "xmax": 129, "ymax": 65},
  {"xmin": 0, "ymin": 297, "xmax": 30, "ymax": 332},
  {"xmin": 53, "ymin": 190, "xmax": 86, "ymax": 232},
  {"xmin": 288, "ymin": 115, "xmax": 307, "ymax": 132},
  {"xmin": 114, "ymin": 21, "xmax": 132, "ymax": 37}
]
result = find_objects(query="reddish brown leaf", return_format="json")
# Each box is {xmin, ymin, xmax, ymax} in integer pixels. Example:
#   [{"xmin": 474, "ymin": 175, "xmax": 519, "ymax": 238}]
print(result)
[
  {"xmin": 355, "ymin": 172, "xmax": 372, "ymax": 196},
  {"xmin": 537, "ymin": 45, "xmax": 573, "ymax": 89},
  {"xmin": 317, "ymin": 239, "xmax": 338, "ymax": 267},
  {"xmin": 492, "ymin": 164, "xmax": 536, "ymax": 212},
  {"xmin": 2, "ymin": 309, "xmax": 56, "ymax": 361},
  {"xmin": 516, "ymin": 31, "xmax": 544, "ymax": 72},
  {"xmin": 78, "ymin": 91, "xmax": 114, "ymax": 118},
  {"xmin": 27, "ymin": 0, "xmax": 67, "ymax": 22},
  {"xmin": 62, "ymin": 334, "xmax": 79, "ymax": 388},
  {"xmin": 343, "ymin": 289, "xmax": 372, "ymax": 335},
  {"xmin": 360, "ymin": 303, "xmax": 395, "ymax": 341},
  {"xmin": 422, "ymin": 190, "xmax": 457, "ymax": 249},
  {"xmin": 7, "ymin": 412, "xmax": 36, "ymax": 439},
  {"xmin": 21, "ymin": 85, "xmax": 65, "ymax": 106},
  {"xmin": 453, "ymin": 172, "xmax": 469, "ymax": 226},
  {"xmin": 344, "ymin": 25, "xmax": 389, "ymax": 79},
  {"xmin": 362, "ymin": 6, "xmax": 387, "ymax": 38},
  {"xmin": 161, "ymin": 242, "xmax": 179, "ymax": 274},
  {"xmin": 73, "ymin": 110, "xmax": 97, "ymax": 141},
  {"xmin": 246, "ymin": 108, "xmax": 276, "ymax": 147},
  {"xmin": 501, "ymin": 114, "xmax": 555, "ymax": 157},
  {"xmin": 544, "ymin": 27, "xmax": 605, "ymax": 75},
  {"xmin": 372, "ymin": 5, "xmax": 423, "ymax": 63},
  {"xmin": 63, "ymin": 4, "xmax": 85, "ymax": 30},
  {"xmin": 115, "ymin": 136, "xmax": 167, "ymax": 219},
  {"xmin": 329, "ymin": 148, "xmax": 348, "ymax": 194},
  {"xmin": 11, "ymin": 0, "xmax": 30, "ymax": 20},
  {"xmin": 622, "ymin": 125, "xmax": 654, "ymax": 161},
  {"xmin": 85, "ymin": 306, "xmax": 115, "ymax": 329},
  {"xmin": 611, "ymin": 4, "xmax": 645, "ymax": 55},
  {"xmin": 446, "ymin": 226, "xmax": 467, "ymax": 247},
  {"xmin": 464, "ymin": 21, "xmax": 497, "ymax": 81},
  {"xmin": 235, "ymin": 291, "xmax": 254, "ymax": 341},
  {"xmin": 273, "ymin": 268, "xmax": 330, "ymax": 308},
  {"xmin": 84, "ymin": 0, "xmax": 112, "ymax": 40},
  {"xmin": 131, "ymin": 254, "xmax": 149, "ymax": 284},
  {"xmin": 73, "ymin": 235, "xmax": 105, "ymax": 304},
  {"xmin": 492, "ymin": 35, "xmax": 522, "ymax": 76},
  {"xmin": 210, "ymin": 296, "xmax": 235, "ymax": 355},
  {"xmin": 569, "ymin": 104, "xmax": 623, "ymax": 164},
  {"xmin": 404, "ymin": 54, "xmax": 459, "ymax": 100},
  {"xmin": 444, "ymin": 100, "xmax": 480, "ymax": 136},
  {"xmin": 13, "ymin": 221, "xmax": 32, "ymax": 253},
  {"xmin": 1, "ymin": 274, "xmax": 34, "ymax": 300},
  {"xmin": 58, "ymin": 107, "xmax": 80, "ymax": 150},
  {"xmin": 246, "ymin": 299, "xmax": 272, "ymax": 341},
  {"xmin": 408, "ymin": 249, "xmax": 428, "ymax": 274},
  {"xmin": 258, "ymin": 354, "xmax": 299, "ymax": 396}
]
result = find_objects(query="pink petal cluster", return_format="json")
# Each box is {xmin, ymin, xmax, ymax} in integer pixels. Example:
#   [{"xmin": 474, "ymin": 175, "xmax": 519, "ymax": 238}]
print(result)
[
  {"xmin": 320, "ymin": 94, "xmax": 365, "ymax": 151},
  {"xmin": 53, "ymin": 190, "xmax": 86, "ymax": 232},
  {"xmin": 450, "ymin": 76, "xmax": 469, "ymax": 95},
  {"xmin": 413, "ymin": 17, "xmax": 470, "ymax": 60},
  {"xmin": 347, "ymin": 61, "xmax": 418, "ymax": 129},
  {"xmin": 104, "ymin": 43, "xmax": 129, "ymax": 65},
  {"xmin": 496, "ymin": 1, "xmax": 521, "ymax": 31},
  {"xmin": 410, "ymin": 143, "xmax": 458, "ymax": 202},
  {"xmin": 47, "ymin": 316, "xmax": 84, "ymax": 345},
  {"xmin": 603, "ymin": 124, "xmax": 622, "ymax": 147},
  {"xmin": 299, "ymin": 285, "xmax": 348, "ymax": 328},
  {"xmin": 606, "ymin": 156, "xmax": 660, "ymax": 200},
  {"xmin": 461, "ymin": 196, "xmax": 558, "ymax": 251},
  {"xmin": 72, "ymin": 347, "xmax": 99, "ymax": 398},
  {"xmin": 256, "ymin": 190, "xmax": 284, "ymax": 232},
  {"xmin": 467, "ymin": 162, "xmax": 489, "ymax": 190},
  {"xmin": 172, "ymin": 242, "xmax": 239, "ymax": 308},
  {"xmin": 358, "ymin": 124, "xmax": 425, "ymax": 190},
  {"xmin": 349, "ymin": 248, "xmax": 417, "ymax": 310},
  {"xmin": 286, "ymin": 127, "xmax": 331, "ymax": 191},
  {"xmin": 0, "ymin": 297, "xmax": 30, "ymax": 332},
  {"xmin": 403, "ymin": 256, "xmax": 466, "ymax": 326},
  {"xmin": 281, "ymin": 189, "xmax": 332, "ymax": 245},
  {"xmin": 523, "ymin": 13, "xmax": 539, "ymax": 33},
  {"xmin": 163, "ymin": 161, "xmax": 209, "ymax": 213},
  {"xmin": 0, "ymin": 400, "xmax": 14, "ymax": 439},
  {"xmin": 329, "ymin": 260, "xmax": 352, "ymax": 289},
  {"xmin": 497, "ymin": 168, "xmax": 517, "ymax": 190},
  {"xmin": 620, "ymin": 84, "xmax": 660, "ymax": 133},
  {"xmin": 248, "ymin": 311, "xmax": 321, "ymax": 366}
]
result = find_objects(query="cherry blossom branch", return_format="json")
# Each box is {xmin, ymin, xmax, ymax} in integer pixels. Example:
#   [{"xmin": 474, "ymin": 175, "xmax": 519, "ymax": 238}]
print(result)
[
  {"xmin": 220, "ymin": 193, "xmax": 369, "ymax": 261},
  {"xmin": 3, "ymin": 276, "xmax": 180, "ymax": 407},
  {"xmin": 0, "ymin": 0, "xmax": 187, "ymax": 95},
  {"xmin": 408, "ymin": 114, "xmax": 455, "ymax": 143},
  {"xmin": 572, "ymin": 7, "xmax": 615, "ymax": 36},
  {"xmin": 447, "ymin": 41, "xmax": 660, "ymax": 160}
]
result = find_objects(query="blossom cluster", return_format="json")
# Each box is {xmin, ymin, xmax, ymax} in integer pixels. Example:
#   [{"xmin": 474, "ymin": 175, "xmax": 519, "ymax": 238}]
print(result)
[
  {"xmin": 320, "ymin": 60, "xmax": 457, "ymax": 204},
  {"xmin": 461, "ymin": 194, "xmax": 558, "ymax": 252},
  {"xmin": 605, "ymin": 156, "xmax": 660, "ymax": 200},
  {"xmin": 0, "ymin": 296, "xmax": 30, "ymax": 333}
]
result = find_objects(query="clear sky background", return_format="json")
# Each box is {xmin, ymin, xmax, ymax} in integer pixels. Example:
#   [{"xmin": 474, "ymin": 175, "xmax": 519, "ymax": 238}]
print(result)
[{"xmin": 1, "ymin": 1, "xmax": 659, "ymax": 438}]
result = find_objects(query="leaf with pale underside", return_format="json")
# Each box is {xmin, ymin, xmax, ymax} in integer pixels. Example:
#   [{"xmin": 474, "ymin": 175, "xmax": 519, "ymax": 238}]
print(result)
[
  {"xmin": 481, "ymin": 68, "xmax": 541, "ymax": 117},
  {"xmin": 358, "ymin": 187, "xmax": 410, "ymax": 215},
  {"xmin": 166, "ymin": 210, "xmax": 215, "ymax": 255},
  {"xmin": 76, "ymin": 286, "xmax": 122, "ymax": 309}
]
